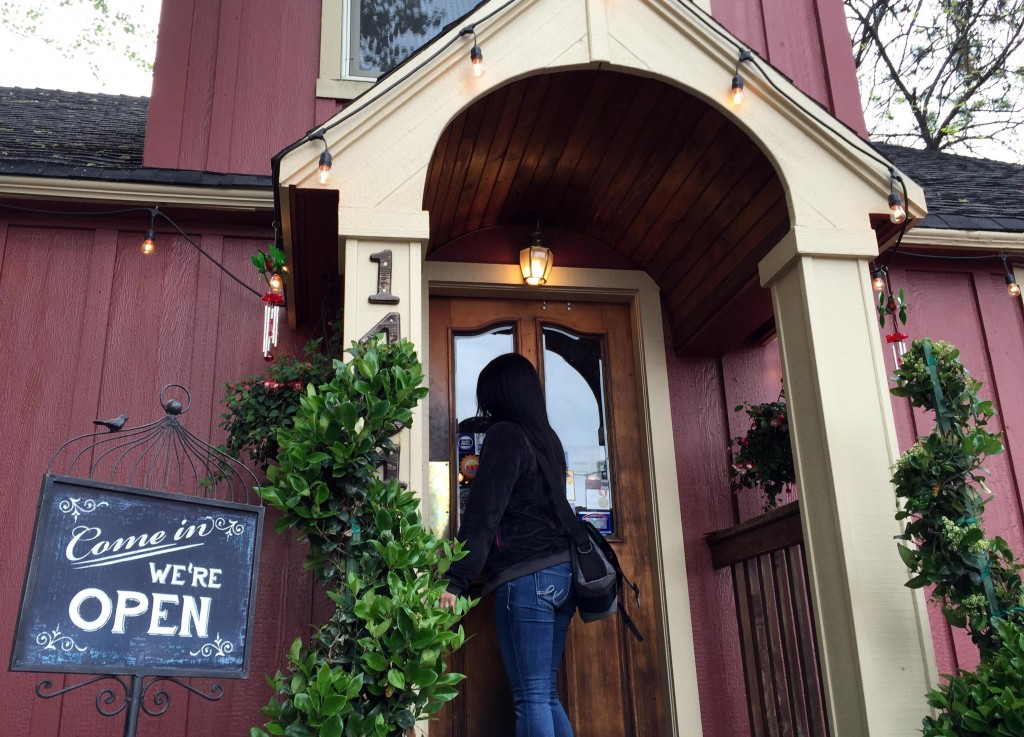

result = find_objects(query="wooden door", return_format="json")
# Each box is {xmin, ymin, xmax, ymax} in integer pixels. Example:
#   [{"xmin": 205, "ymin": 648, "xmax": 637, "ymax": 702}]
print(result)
[{"xmin": 429, "ymin": 296, "xmax": 668, "ymax": 737}]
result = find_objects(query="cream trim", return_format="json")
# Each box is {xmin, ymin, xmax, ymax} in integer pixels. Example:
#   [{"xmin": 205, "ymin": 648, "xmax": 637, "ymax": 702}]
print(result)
[
  {"xmin": 319, "ymin": 0, "xmax": 343, "ymax": 82},
  {"xmin": 899, "ymin": 227, "xmax": 1024, "ymax": 252},
  {"xmin": 0, "ymin": 175, "xmax": 272, "ymax": 211},
  {"xmin": 339, "ymin": 206, "xmax": 431, "ymax": 240},
  {"xmin": 759, "ymin": 225, "xmax": 879, "ymax": 287},
  {"xmin": 423, "ymin": 261, "xmax": 699, "ymax": 737},
  {"xmin": 317, "ymin": 77, "xmax": 374, "ymax": 99}
]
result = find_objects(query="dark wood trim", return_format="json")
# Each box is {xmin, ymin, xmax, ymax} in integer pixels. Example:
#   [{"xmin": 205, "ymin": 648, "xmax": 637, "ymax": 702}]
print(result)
[{"xmin": 705, "ymin": 500, "xmax": 804, "ymax": 569}]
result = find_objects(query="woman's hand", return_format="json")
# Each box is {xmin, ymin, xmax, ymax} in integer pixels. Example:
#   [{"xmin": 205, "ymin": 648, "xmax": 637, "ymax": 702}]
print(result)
[{"xmin": 439, "ymin": 591, "xmax": 457, "ymax": 610}]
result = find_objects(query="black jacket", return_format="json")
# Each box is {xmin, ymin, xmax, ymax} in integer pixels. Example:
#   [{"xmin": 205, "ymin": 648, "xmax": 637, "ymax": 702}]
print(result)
[{"xmin": 445, "ymin": 421, "xmax": 570, "ymax": 596}]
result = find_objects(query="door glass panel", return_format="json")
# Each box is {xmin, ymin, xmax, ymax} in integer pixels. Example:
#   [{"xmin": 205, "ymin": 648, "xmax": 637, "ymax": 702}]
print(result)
[
  {"xmin": 542, "ymin": 326, "xmax": 614, "ymax": 536},
  {"xmin": 453, "ymin": 325, "xmax": 514, "ymax": 529}
]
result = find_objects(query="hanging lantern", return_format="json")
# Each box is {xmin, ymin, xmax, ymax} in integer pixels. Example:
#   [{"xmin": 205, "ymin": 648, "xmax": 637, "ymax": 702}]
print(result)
[{"xmin": 519, "ymin": 228, "xmax": 554, "ymax": 286}]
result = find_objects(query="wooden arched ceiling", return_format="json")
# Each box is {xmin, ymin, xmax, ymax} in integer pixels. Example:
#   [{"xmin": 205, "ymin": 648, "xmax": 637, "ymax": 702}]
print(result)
[{"xmin": 423, "ymin": 70, "xmax": 790, "ymax": 353}]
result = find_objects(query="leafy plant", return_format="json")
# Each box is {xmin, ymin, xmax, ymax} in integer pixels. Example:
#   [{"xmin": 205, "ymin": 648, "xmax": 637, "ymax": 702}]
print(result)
[
  {"xmin": 250, "ymin": 336, "xmax": 472, "ymax": 737},
  {"xmin": 922, "ymin": 618, "xmax": 1024, "ymax": 736},
  {"xmin": 730, "ymin": 396, "xmax": 795, "ymax": 511},
  {"xmin": 890, "ymin": 339, "xmax": 1024, "ymax": 649},
  {"xmin": 889, "ymin": 338, "xmax": 1024, "ymax": 734},
  {"xmin": 220, "ymin": 314, "xmax": 342, "ymax": 471}
]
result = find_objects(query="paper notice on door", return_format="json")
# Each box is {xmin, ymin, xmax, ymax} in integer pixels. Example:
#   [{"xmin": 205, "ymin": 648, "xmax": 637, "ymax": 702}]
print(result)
[{"xmin": 584, "ymin": 479, "xmax": 611, "ymax": 510}]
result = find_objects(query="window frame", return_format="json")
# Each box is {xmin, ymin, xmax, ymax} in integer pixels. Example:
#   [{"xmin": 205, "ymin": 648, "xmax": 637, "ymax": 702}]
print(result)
[
  {"xmin": 317, "ymin": 0, "xmax": 375, "ymax": 99},
  {"xmin": 318, "ymin": 0, "xmax": 480, "ymax": 99}
]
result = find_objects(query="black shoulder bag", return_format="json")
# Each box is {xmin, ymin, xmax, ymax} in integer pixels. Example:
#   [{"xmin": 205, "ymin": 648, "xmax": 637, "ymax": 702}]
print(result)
[{"xmin": 534, "ymin": 447, "xmax": 644, "ymax": 642}]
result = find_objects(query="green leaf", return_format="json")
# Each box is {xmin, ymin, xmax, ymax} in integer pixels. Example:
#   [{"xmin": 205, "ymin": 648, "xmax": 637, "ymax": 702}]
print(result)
[
  {"xmin": 320, "ymin": 715, "xmax": 343, "ymax": 737},
  {"xmin": 321, "ymin": 694, "xmax": 349, "ymax": 717},
  {"xmin": 363, "ymin": 651, "xmax": 388, "ymax": 672},
  {"xmin": 897, "ymin": 543, "xmax": 919, "ymax": 569},
  {"xmin": 387, "ymin": 669, "xmax": 406, "ymax": 691},
  {"xmin": 906, "ymin": 574, "xmax": 930, "ymax": 589}
]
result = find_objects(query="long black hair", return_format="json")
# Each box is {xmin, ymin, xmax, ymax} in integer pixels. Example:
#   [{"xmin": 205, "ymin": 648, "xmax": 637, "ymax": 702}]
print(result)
[{"xmin": 476, "ymin": 353, "xmax": 566, "ymax": 486}]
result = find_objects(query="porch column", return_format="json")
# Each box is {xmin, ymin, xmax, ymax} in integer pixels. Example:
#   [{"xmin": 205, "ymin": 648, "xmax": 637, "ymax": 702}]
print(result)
[
  {"xmin": 759, "ymin": 227, "xmax": 937, "ymax": 737},
  {"xmin": 339, "ymin": 207, "xmax": 429, "ymax": 492}
]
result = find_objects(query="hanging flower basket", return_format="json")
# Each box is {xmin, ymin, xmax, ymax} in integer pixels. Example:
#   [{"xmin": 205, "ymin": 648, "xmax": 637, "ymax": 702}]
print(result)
[{"xmin": 730, "ymin": 397, "xmax": 795, "ymax": 510}]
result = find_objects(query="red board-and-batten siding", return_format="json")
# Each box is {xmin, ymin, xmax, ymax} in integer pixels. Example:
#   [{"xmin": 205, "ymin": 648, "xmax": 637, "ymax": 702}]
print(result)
[
  {"xmin": 143, "ymin": 0, "xmax": 867, "ymax": 175},
  {"xmin": 0, "ymin": 219, "xmax": 320, "ymax": 736}
]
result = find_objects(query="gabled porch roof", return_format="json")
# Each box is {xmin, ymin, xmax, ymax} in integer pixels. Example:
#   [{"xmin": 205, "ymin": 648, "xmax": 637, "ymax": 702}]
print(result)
[{"xmin": 276, "ymin": 0, "xmax": 926, "ymax": 354}]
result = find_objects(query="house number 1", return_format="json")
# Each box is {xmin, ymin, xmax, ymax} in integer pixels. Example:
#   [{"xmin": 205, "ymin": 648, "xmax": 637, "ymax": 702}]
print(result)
[{"xmin": 368, "ymin": 250, "xmax": 400, "ymax": 304}]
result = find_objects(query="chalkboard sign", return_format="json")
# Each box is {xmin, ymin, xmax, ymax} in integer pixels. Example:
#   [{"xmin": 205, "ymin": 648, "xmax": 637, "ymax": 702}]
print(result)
[{"xmin": 10, "ymin": 474, "xmax": 264, "ymax": 678}]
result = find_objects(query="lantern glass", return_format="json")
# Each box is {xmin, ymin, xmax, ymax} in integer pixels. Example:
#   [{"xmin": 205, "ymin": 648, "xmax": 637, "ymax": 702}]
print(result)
[{"xmin": 520, "ymin": 245, "xmax": 553, "ymax": 286}]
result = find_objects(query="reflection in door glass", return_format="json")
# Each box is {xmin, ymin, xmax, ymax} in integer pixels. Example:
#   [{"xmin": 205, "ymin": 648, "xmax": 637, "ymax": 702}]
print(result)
[
  {"xmin": 542, "ymin": 327, "xmax": 614, "ymax": 536},
  {"xmin": 453, "ymin": 326, "xmax": 514, "ymax": 529}
]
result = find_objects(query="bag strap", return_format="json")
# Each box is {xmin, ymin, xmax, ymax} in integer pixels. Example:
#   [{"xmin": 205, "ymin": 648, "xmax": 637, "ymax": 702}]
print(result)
[
  {"xmin": 531, "ymin": 435, "xmax": 647, "ymax": 644},
  {"xmin": 531, "ymin": 440, "xmax": 591, "ymax": 548}
]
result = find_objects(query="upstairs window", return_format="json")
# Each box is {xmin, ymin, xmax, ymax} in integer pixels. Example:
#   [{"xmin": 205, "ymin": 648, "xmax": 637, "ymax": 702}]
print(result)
[{"xmin": 345, "ymin": 0, "xmax": 479, "ymax": 80}]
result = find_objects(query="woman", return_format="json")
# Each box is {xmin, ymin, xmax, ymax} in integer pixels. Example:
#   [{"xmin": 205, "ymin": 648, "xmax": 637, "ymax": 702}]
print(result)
[{"xmin": 440, "ymin": 353, "xmax": 575, "ymax": 737}]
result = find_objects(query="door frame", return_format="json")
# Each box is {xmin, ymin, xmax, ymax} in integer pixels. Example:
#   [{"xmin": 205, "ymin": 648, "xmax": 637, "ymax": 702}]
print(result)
[{"xmin": 421, "ymin": 261, "xmax": 701, "ymax": 737}]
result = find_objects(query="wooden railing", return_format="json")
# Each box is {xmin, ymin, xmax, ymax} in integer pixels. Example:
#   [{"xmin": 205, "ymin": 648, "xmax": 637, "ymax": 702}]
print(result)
[{"xmin": 705, "ymin": 501, "xmax": 830, "ymax": 737}]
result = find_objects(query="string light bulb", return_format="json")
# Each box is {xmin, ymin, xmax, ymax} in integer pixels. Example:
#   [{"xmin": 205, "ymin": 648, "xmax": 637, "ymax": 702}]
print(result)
[
  {"xmin": 1001, "ymin": 255, "xmax": 1021, "ymax": 297},
  {"xmin": 140, "ymin": 208, "xmax": 158, "ymax": 255},
  {"xmin": 460, "ymin": 26, "xmax": 484, "ymax": 78},
  {"xmin": 871, "ymin": 268, "xmax": 886, "ymax": 292},
  {"xmin": 730, "ymin": 49, "xmax": 754, "ymax": 106},
  {"xmin": 888, "ymin": 170, "xmax": 907, "ymax": 224},
  {"xmin": 730, "ymin": 76, "xmax": 744, "ymax": 106},
  {"xmin": 888, "ymin": 191, "xmax": 907, "ymax": 224},
  {"xmin": 318, "ymin": 149, "xmax": 332, "ymax": 186},
  {"xmin": 140, "ymin": 229, "xmax": 156, "ymax": 255},
  {"xmin": 1008, "ymin": 275, "xmax": 1021, "ymax": 298},
  {"xmin": 269, "ymin": 273, "xmax": 284, "ymax": 293},
  {"xmin": 470, "ymin": 41, "xmax": 484, "ymax": 77},
  {"xmin": 309, "ymin": 130, "xmax": 332, "ymax": 186}
]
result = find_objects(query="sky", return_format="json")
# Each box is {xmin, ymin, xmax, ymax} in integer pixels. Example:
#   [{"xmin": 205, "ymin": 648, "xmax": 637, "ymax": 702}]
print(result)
[{"xmin": 0, "ymin": 0, "xmax": 160, "ymax": 97}]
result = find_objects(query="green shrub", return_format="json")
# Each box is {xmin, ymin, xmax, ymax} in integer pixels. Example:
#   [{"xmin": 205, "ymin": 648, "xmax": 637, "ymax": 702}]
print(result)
[
  {"xmin": 922, "ymin": 619, "xmax": 1024, "ymax": 737},
  {"xmin": 249, "ymin": 336, "xmax": 472, "ymax": 737}
]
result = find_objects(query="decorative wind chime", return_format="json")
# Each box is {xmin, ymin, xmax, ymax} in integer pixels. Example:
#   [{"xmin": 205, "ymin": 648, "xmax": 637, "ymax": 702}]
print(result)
[
  {"xmin": 252, "ymin": 245, "xmax": 287, "ymax": 361},
  {"xmin": 871, "ymin": 266, "xmax": 909, "ymax": 366},
  {"xmin": 871, "ymin": 169, "xmax": 911, "ymax": 367}
]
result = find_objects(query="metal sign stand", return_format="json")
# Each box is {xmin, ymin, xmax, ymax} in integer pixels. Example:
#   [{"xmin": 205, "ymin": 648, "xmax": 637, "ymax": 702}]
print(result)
[
  {"xmin": 36, "ymin": 674, "xmax": 224, "ymax": 737},
  {"xmin": 20, "ymin": 385, "xmax": 260, "ymax": 737}
]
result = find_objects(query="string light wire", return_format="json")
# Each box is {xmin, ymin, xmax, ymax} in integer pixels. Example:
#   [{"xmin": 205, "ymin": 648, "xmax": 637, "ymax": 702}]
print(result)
[{"xmin": 0, "ymin": 201, "xmax": 263, "ymax": 297}]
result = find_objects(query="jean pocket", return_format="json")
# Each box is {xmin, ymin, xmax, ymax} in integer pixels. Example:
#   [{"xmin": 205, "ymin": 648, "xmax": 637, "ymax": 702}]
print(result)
[{"xmin": 535, "ymin": 565, "xmax": 573, "ymax": 608}]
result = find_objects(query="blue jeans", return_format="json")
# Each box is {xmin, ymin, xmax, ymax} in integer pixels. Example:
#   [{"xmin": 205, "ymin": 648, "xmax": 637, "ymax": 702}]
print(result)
[{"xmin": 494, "ymin": 562, "xmax": 576, "ymax": 737}]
